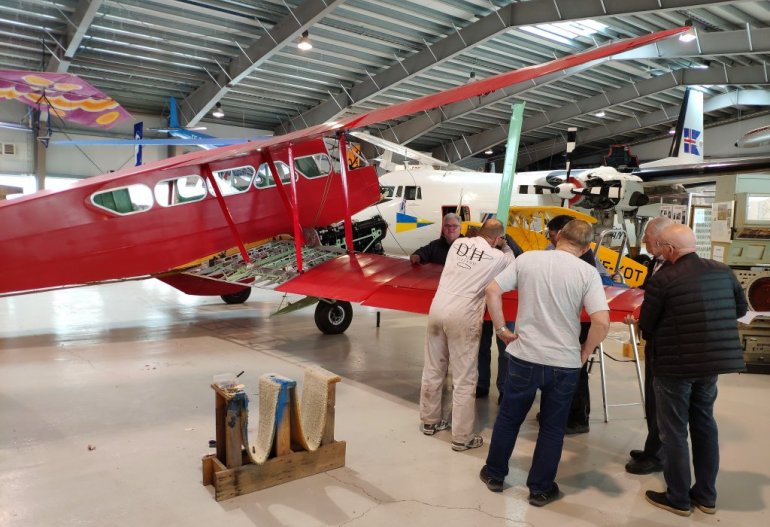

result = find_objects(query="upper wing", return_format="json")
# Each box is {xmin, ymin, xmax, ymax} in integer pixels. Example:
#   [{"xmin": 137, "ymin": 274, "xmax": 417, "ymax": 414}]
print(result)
[
  {"xmin": 276, "ymin": 253, "xmax": 645, "ymax": 322},
  {"xmin": 165, "ymin": 27, "xmax": 689, "ymax": 170}
]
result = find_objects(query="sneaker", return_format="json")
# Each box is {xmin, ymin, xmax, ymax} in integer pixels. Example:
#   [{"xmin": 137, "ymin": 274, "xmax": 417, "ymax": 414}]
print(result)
[
  {"xmin": 451, "ymin": 434, "xmax": 483, "ymax": 451},
  {"xmin": 689, "ymin": 491, "xmax": 716, "ymax": 514},
  {"xmin": 645, "ymin": 490, "xmax": 691, "ymax": 517},
  {"xmin": 625, "ymin": 457, "xmax": 663, "ymax": 475},
  {"xmin": 420, "ymin": 420, "xmax": 449, "ymax": 436},
  {"xmin": 479, "ymin": 465, "xmax": 503, "ymax": 492},
  {"xmin": 565, "ymin": 423, "xmax": 589, "ymax": 435},
  {"xmin": 528, "ymin": 482, "xmax": 560, "ymax": 507},
  {"xmin": 629, "ymin": 449, "xmax": 645, "ymax": 461}
]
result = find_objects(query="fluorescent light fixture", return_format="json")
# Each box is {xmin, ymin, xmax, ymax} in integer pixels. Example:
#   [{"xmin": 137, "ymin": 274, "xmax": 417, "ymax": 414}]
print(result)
[
  {"xmin": 212, "ymin": 102, "xmax": 224, "ymax": 118},
  {"xmin": 484, "ymin": 149, "xmax": 493, "ymax": 155},
  {"xmin": 594, "ymin": 111, "xmax": 606, "ymax": 118},
  {"xmin": 669, "ymin": 128, "xmax": 676, "ymax": 135},
  {"xmin": 679, "ymin": 32, "xmax": 697, "ymax": 42},
  {"xmin": 298, "ymin": 30, "xmax": 312, "ymax": 50},
  {"xmin": 692, "ymin": 62, "xmax": 709, "ymax": 69}
]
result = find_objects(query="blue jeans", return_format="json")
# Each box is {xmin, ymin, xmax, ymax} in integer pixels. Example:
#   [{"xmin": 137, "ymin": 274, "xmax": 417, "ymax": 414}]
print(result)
[
  {"xmin": 478, "ymin": 321, "xmax": 515, "ymax": 393},
  {"xmin": 654, "ymin": 375, "xmax": 719, "ymax": 509},
  {"xmin": 485, "ymin": 356, "xmax": 580, "ymax": 494}
]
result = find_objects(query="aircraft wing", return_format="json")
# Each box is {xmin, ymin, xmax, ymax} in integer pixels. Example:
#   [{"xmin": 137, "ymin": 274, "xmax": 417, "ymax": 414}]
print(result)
[
  {"xmin": 163, "ymin": 26, "xmax": 689, "ymax": 171},
  {"xmin": 0, "ymin": 70, "xmax": 131, "ymax": 128},
  {"xmin": 638, "ymin": 155, "xmax": 770, "ymax": 183},
  {"xmin": 275, "ymin": 253, "xmax": 645, "ymax": 323}
]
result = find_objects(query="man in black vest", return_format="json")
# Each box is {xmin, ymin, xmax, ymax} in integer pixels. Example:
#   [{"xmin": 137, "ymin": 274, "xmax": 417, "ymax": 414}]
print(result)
[
  {"xmin": 638, "ymin": 224, "xmax": 747, "ymax": 517},
  {"xmin": 625, "ymin": 216, "xmax": 674, "ymax": 474}
]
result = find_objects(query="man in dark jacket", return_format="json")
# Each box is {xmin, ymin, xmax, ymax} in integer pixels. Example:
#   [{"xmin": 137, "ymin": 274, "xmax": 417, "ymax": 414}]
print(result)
[
  {"xmin": 639, "ymin": 224, "xmax": 747, "ymax": 517},
  {"xmin": 625, "ymin": 215, "xmax": 674, "ymax": 475},
  {"xmin": 410, "ymin": 213, "xmax": 462, "ymax": 264}
]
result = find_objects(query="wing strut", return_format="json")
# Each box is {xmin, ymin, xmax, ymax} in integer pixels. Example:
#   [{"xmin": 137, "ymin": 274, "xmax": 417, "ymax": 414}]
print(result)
[
  {"xmin": 264, "ymin": 148, "xmax": 305, "ymax": 273},
  {"xmin": 337, "ymin": 131, "xmax": 355, "ymax": 254},
  {"xmin": 202, "ymin": 164, "xmax": 251, "ymax": 264}
]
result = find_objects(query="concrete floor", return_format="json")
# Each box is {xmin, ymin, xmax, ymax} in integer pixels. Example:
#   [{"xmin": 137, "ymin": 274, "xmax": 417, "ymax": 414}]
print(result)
[{"xmin": 1, "ymin": 280, "xmax": 768, "ymax": 526}]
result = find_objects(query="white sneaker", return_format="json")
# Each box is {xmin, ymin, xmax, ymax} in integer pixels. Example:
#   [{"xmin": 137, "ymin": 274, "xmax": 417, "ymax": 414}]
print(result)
[
  {"xmin": 452, "ymin": 434, "xmax": 483, "ymax": 451},
  {"xmin": 421, "ymin": 420, "xmax": 449, "ymax": 436}
]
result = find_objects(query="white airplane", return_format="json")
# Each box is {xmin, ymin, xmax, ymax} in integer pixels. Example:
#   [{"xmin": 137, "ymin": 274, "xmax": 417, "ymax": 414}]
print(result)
[
  {"xmin": 735, "ymin": 125, "xmax": 770, "ymax": 148},
  {"xmin": 352, "ymin": 89, "xmax": 706, "ymax": 257}
]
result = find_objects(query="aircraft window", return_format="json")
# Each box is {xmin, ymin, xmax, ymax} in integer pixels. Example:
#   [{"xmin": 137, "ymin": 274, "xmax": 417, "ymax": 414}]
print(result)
[
  {"xmin": 254, "ymin": 161, "xmax": 294, "ymax": 189},
  {"xmin": 295, "ymin": 154, "xmax": 332, "ymax": 179},
  {"xmin": 395, "ymin": 186, "xmax": 403, "ymax": 198},
  {"xmin": 153, "ymin": 175, "xmax": 206, "ymax": 207},
  {"xmin": 403, "ymin": 186, "xmax": 421, "ymax": 200},
  {"xmin": 380, "ymin": 186, "xmax": 395, "ymax": 199},
  {"xmin": 208, "ymin": 165, "xmax": 255, "ymax": 196},
  {"xmin": 91, "ymin": 184, "xmax": 153, "ymax": 215}
]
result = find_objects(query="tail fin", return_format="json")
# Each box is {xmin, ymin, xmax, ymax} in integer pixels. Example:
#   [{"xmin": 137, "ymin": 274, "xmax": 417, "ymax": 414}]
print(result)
[{"xmin": 642, "ymin": 88, "xmax": 703, "ymax": 167}]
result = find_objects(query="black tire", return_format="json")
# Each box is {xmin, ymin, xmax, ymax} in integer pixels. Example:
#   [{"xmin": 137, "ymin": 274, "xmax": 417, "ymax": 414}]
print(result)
[
  {"xmin": 220, "ymin": 287, "xmax": 252, "ymax": 305},
  {"xmin": 314, "ymin": 301, "xmax": 353, "ymax": 334}
]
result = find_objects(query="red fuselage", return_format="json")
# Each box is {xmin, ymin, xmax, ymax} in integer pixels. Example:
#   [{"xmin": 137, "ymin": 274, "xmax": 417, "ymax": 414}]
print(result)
[{"xmin": 0, "ymin": 138, "xmax": 380, "ymax": 295}]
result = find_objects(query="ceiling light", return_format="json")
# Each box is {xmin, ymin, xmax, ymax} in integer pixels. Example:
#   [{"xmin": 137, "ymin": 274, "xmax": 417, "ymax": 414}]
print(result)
[
  {"xmin": 298, "ymin": 30, "xmax": 312, "ymax": 51},
  {"xmin": 679, "ymin": 32, "xmax": 697, "ymax": 42},
  {"xmin": 594, "ymin": 111, "xmax": 606, "ymax": 118},
  {"xmin": 669, "ymin": 128, "xmax": 676, "ymax": 135},
  {"xmin": 212, "ymin": 102, "xmax": 224, "ymax": 118},
  {"xmin": 484, "ymin": 149, "xmax": 493, "ymax": 155}
]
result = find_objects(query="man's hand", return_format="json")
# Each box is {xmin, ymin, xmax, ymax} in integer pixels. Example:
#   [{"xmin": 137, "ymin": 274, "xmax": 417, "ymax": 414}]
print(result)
[
  {"xmin": 498, "ymin": 328, "xmax": 518, "ymax": 345},
  {"xmin": 410, "ymin": 254, "xmax": 421, "ymax": 264},
  {"xmin": 623, "ymin": 314, "xmax": 637, "ymax": 325}
]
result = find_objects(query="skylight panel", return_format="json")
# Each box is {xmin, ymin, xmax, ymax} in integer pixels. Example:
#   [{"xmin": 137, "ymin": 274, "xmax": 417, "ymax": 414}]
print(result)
[{"xmin": 521, "ymin": 20, "xmax": 608, "ymax": 45}]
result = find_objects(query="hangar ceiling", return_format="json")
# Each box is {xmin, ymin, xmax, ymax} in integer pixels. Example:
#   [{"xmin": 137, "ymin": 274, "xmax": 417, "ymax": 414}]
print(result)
[{"xmin": 1, "ymin": 0, "xmax": 769, "ymax": 169}]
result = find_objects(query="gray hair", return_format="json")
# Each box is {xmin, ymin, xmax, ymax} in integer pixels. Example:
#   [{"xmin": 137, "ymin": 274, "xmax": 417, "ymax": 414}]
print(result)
[
  {"xmin": 442, "ymin": 213, "xmax": 461, "ymax": 225},
  {"xmin": 559, "ymin": 220, "xmax": 594, "ymax": 248},
  {"xmin": 646, "ymin": 216, "xmax": 675, "ymax": 236}
]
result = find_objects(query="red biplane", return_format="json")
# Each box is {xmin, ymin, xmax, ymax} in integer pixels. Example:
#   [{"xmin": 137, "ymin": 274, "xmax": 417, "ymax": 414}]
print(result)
[{"xmin": 0, "ymin": 28, "xmax": 687, "ymax": 333}]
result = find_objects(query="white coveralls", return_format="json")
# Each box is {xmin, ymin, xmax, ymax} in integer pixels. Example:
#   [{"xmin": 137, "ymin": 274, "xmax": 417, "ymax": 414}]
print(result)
[{"xmin": 420, "ymin": 236, "xmax": 513, "ymax": 443}]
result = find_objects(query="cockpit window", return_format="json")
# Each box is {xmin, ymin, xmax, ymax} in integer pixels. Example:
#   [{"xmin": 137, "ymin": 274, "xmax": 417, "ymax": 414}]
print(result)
[
  {"xmin": 404, "ymin": 186, "xmax": 421, "ymax": 200},
  {"xmin": 380, "ymin": 186, "xmax": 395, "ymax": 199},
  {"xmin": 295, "ymin": 154, "xmax": 332, "ymax": 179}
]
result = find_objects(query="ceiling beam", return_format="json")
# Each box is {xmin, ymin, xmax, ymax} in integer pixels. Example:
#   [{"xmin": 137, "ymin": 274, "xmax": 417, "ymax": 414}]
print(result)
[
  {"xmin": 511, "ymin": 67, "xmax": 770, "ymax": 167},
  {"xmin": 181, "ymin": 0, "xmax": 346, "ymax": 127},
  {"xmin": 395, "ymin": 27, "xmax": 769, "ymax": 153},
  {"xmin": 277, "ymin": 0, "xmax": 751, "ymax": 134},
  {"xmin": 46, "ymin": 0, "xmax": 104, "ymax": 73}
]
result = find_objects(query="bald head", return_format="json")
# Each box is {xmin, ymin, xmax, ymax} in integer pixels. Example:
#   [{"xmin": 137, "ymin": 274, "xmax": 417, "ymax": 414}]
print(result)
[
  {"xmin": 658, "ymin": 224, "xmax": 697, "ymax": 262},
  {"xmin": 479, "ymin": 218, "xmax": 505, "ymax": 240}
]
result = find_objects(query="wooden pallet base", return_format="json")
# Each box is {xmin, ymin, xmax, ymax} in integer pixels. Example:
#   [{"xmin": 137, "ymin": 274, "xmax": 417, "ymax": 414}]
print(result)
[{"xmin": 203, "ymin": 441, "xmax": 346, "ymax": 501}]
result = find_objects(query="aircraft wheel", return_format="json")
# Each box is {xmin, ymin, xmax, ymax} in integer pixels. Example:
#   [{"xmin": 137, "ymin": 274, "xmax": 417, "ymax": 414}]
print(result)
[
  {"xmin": 314, "ymin": 301, "xmax": 353, "ymax": 334},
  {"xmin": 220, "ymin": 287, "xmax": 252, "ymax": 304}
]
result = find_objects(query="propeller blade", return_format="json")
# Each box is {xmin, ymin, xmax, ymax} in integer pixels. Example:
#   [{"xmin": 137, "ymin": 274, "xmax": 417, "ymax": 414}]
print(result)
[
  {"xmin": 518, "ymin": 184, "xmax": 558, "ymax": 194},
  {"xmin": 571, "ymin": 186, "xmax": 622, "ymax": 199}
]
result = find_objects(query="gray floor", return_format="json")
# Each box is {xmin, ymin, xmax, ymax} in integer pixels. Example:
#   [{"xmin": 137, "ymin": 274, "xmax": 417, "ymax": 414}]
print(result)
[{"xmin": 1, "ymin": 280, "xmax": 768, "ymax": 526}]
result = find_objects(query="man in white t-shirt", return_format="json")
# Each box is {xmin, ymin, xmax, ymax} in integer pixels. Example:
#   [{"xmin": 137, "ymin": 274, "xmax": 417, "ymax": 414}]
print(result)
[
  {"xmin": 478, "ymin": 220, "xmax": 610, "ymax": 506},
  {"xmin": 419, "ymin": 218, "xmax": 514, "ymax": 452}
]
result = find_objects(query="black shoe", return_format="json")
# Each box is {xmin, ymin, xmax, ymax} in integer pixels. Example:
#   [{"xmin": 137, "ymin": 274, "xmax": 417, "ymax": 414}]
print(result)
[
  {"xmin": 565, "ymin": 423, "xmax": 589, "ymax": 435},
  {"xmin": 629, "ymin": 449, "xmax": 645, "ymax": 461},
  {"xmin": 479, "ymin": 466, "xmax": 504, "ymax": 492},
  {"xmin": 645, "ymin": 490, "xmax": 691, "ymax": 517},
  {"xmin": 528, "ymin": 482, "xmax": 560, "ymax": 507},
  {"xmin": 475, "ymin": 387, "xmax": 489, "ymax": 398},
  {"xmin": 625, "ymin": 457, "xmax": 663, "ymax": 475},
  {"xmin": 689, "ymin": 490, "xmax": 716, "ymax": 514}
]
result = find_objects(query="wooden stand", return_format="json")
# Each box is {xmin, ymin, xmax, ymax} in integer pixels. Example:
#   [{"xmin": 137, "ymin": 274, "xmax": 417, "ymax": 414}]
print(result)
[{"xmin": 202, "ymin": 373, "xmax": 346, "ymax": 501}]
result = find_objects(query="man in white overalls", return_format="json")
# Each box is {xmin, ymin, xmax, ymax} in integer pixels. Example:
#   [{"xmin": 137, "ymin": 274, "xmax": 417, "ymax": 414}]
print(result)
[{"xmin": 419, "ymin": 218, "xmax": 514, "ymax": 451}]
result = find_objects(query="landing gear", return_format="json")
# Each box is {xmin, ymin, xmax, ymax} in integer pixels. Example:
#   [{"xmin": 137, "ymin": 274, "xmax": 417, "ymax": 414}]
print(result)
[
  {"xmin": 220, "ymin": 287, "xmax": 252, "ymax": 304},
  {"xmin": 314, "ymin": 300, "xmax": 353, "ymax": 334}
]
